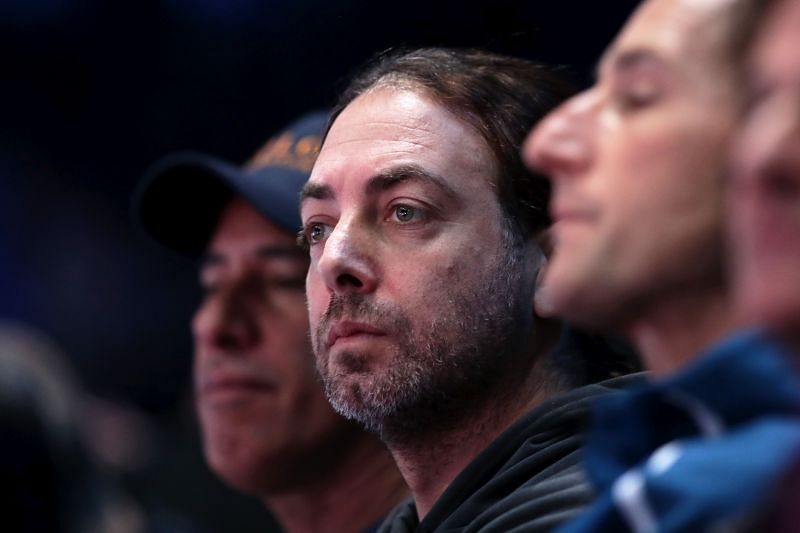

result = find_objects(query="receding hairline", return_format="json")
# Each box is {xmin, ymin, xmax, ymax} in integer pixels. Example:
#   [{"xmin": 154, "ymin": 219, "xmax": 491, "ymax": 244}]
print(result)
[{"xmin": 324, "ymin": 75, "xmax": 490, "ymax": 148}]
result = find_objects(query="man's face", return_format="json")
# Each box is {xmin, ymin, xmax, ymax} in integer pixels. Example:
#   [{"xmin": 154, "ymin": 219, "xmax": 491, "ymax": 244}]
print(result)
[
  {"xmin": 730, "ymin": 0, "xmax": 800, "ymax": 345},
  {"xmin": 302, "ymin": 87, "xmax": 538, "ymax": 436},
  {"xmin": 192, "ymin": 197, "xmax": 352, "ymax": 493},
  {"xmin": 523, "ymin": 0, "xmax": 739, "ymax": 328}
]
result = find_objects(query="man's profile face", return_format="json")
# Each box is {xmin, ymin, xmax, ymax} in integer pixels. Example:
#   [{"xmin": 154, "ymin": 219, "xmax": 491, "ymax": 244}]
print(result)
[
  {"xmin": 523, "ymin": 0, "xmax": 739, "ymax": 328},
  {"xmin": 192, "ymin": 197, "xmax": 349, "ymax": 493},
  {"xmin": 729, "ymin": 0, "xmax": 800, "ymax": 344},
  {"xmin": 301, "ymin": 87, "xmax": 537, "ymax": 435}
]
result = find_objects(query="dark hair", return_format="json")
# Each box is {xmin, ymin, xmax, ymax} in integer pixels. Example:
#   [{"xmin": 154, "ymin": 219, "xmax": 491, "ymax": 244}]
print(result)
[{"xmin": 328, "ymin": 47, "xmax": 575, "ymax": 241}]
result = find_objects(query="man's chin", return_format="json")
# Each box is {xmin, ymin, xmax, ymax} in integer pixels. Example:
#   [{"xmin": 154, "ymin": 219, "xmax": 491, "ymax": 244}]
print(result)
[
  {"xmin": 319, "ymin": 350, "xmax": 389, "ymax": 409},
  {"xmin": 332, "ymin": 347, "xmax": 377, "ymax": 374},
  {"xmin": 322, "ymin": 374, "xmax": 396, "ymax": 432},
  {"xmin": 325, "ymin": 373, "xmax": 369, "ymax": 414}
]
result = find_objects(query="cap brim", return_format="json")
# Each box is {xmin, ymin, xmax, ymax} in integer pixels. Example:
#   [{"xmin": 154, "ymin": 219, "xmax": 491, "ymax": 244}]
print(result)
[
  {"xmin": 133, "ymin": 152, "xmax": 248, "ymax": 258},
  {"xmin": 133, "ymin": 150, "xmax": 311, "ymax": 258}
]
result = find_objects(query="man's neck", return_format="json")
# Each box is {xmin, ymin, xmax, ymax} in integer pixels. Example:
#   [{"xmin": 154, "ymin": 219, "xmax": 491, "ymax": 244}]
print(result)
[
  {"xmin": 265, "ymin": 434, "xmax": 408, "ymax": 533},
  {"xmin": 386, "ymin": 348, "xmax": 558, "ymax": 520},
  {"xmin": 627, "ymin": 285, "xmax": 739, "ymax": 378}
]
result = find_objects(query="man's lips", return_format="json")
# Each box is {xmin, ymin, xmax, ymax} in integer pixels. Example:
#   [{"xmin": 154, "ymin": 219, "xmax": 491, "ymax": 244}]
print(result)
[
  {"xmin": 199, "ymin": 374, "xmax": 277, "ymax": 400},
  {"xmin": 549, "ymin": 203, "xmax": 599, "ymax": 247},
  {"xmin": 326, "ymin": 321, "xmax": 386, "ymax": 349},
  {"xmin": 551, "ymin": 205, "xmax": 597, "ymax": 224}
]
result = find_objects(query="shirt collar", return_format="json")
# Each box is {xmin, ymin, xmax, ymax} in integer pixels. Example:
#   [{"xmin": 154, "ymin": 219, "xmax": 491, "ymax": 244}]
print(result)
[{"xmin": 584, "ymin": 329, "xmax": 800, "ymax": 489}]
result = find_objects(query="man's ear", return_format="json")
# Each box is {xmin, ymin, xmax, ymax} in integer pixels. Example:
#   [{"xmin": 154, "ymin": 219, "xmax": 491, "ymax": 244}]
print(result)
[
  {"xmin": 531, "ymin": 228, "xmax": 557, "ymax": 317},
  {"xmin": 533, "ymin": 256, "xmax": 557, "ymax": 318},
  {"xmin": 529, "ymin": 248, "xmax": 562, "ymax": 353},
  {"xmin": 536, "ymin": 228, "xmax": 553, "ymax": 259}
]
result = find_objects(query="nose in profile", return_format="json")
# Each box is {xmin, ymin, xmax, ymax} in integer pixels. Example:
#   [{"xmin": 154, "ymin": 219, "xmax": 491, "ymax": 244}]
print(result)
[
  {"xmin": 523, "ymin": 90, "xmax": 597, "ymax": 182},
  {"xmin": 192, "ymin": 279, "xmax": 261, "ymax": 353}
]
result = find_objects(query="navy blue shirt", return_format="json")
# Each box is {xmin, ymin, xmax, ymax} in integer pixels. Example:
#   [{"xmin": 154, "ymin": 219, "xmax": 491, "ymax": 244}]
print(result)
[{"xmin": 559, "ymin": 329, "xmax": 800, "ymax": 532}]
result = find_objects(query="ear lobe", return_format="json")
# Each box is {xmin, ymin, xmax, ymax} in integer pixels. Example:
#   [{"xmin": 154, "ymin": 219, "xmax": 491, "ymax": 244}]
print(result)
[
  {"xmin": 533, "ymin": 256, "xmax": 557, "ymax": 318},
  {"xmin": 535, "ymin": 255, "xmax": 548, "ymax": 290},
  {"xmin": 535, "ymin": 287, "xmax": 557, "ymax": 318},
  {"xmin": 529, "ymin": 227, "xmax": 557, "ymax": 317},
  {"xmin": 536, "ymin": 228, "xmax": 554, "ymax": 259}
]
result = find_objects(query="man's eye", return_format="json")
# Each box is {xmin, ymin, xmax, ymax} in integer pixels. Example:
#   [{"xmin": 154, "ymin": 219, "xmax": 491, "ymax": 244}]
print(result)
[
  {"xmin": 269, "ymin": 277, "xmax": 306, "ymax": 291},
  {"xmin": 614, "ymin": 86, "xmax": 661, "ymax": 112},
  {"xmin": 303, "ymin": 222, "xmax": 330, "ymax": 245},
  {"xmin": 200, "ymin": 283, "xmax": 219, "ymax": 297},
  {"xmin": 392, "ymin": 204, "xmax": 424, "ymax": 223}
]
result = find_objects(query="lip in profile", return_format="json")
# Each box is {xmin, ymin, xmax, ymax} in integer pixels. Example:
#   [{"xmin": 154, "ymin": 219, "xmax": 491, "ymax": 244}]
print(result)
[
  {"xmin": 326, "ymin": 320, "xmax": 387, "ymax": 349},
  {"xmin": 550, "ymin": 203, "xmax": 598, "ymax": 224},
  {"xmin": 549, "ymin": 202, "xmax": 599, "ymax": 248},
  {"xmin": 199, "ymin": 372, "xmax": 278, "ymax": 403}
]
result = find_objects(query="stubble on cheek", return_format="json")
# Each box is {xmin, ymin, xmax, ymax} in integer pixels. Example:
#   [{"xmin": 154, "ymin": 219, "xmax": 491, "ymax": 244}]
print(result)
[
  {"xmin": 311, "ymin": 293, "xmax": 411, "ymax": 381},
  {"xmin": 307, "ymin": 225, "xmax": 527, "ymax": 435}
]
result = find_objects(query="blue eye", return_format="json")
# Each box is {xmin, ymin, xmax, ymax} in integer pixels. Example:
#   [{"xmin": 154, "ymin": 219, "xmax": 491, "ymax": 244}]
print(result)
[
  {"xmin": 393, "ymin": 204, "xmax": 420, "ymax": 223},
  {"xmin": 304, "ymin": 222, "xmax": 330, "ymax": 245}
]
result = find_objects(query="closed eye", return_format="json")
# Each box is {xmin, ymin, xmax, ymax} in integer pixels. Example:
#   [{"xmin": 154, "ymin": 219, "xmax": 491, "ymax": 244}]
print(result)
[
  {"xmin": 612, "ymin": 82, "xmax": 662, "ymax": 112},
  {"xmin": 200, "ymin": 282, "xmax": 219, "ymax": 297},
  {"xmin": 267, "ymin": 276, "xmax": 306, "ymax": 291}
]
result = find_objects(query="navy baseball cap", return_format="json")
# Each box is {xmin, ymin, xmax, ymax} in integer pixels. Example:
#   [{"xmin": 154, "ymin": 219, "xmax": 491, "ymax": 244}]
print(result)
[{"xmin": 133, "ymin": 110, "xmax": 328, "ymax": 257}]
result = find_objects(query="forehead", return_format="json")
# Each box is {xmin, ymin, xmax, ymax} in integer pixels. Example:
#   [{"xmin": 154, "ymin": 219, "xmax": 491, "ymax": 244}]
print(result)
[
  {"xmin": 310, "ymin": 87, "xmax": 494, "ymax": 197},
  {"xmin": 605, "ymin": 0, "xmax": 733, "ymax": 70}
]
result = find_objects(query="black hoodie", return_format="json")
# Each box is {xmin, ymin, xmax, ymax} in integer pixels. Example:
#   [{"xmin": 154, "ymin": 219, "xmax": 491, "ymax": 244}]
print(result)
[{"xmin": 377, "ymin": 373, "xmax": 644, "ymax": 533}]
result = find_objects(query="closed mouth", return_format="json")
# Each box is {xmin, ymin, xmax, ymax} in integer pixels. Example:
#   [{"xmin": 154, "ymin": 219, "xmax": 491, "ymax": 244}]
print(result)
[{"xmin": 326, "ymin": 321, "xmax": 386, "ymax": 349}]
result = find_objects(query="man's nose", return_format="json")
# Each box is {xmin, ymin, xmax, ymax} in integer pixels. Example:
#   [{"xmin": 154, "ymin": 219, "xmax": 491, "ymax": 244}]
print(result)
[
  {"xmin": 192, "ymin": 280, "xmax": 260, "ymax": 352},
  {"xmin": 316, "ymin": 218, "xmax": 378, "ymax": 296},
  {"xmin": 523, "ymin": 89, "xmax": 597, "ymax": 182}
]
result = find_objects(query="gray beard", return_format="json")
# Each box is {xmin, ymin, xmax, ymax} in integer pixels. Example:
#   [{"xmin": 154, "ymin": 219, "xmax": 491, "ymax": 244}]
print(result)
[{"xmin": 313, "ymin": 230, "xmax": 536, "ymax": 445}]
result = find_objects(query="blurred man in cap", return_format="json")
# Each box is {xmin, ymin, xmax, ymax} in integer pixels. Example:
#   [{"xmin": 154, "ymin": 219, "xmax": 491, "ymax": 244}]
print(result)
[
  {"xmin": 526, "ymin": 0, "xmax": 800, "ymax": 530},
  {"xmin": 135, "ymin": 111, "xmax": 407, "ymax": 533}
]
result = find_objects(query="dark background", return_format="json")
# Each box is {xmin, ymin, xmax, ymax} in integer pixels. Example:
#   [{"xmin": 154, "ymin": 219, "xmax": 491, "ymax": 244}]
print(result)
[{"xmin": 1, "ymin": 0, "xmax": 639, "ymax": 530}]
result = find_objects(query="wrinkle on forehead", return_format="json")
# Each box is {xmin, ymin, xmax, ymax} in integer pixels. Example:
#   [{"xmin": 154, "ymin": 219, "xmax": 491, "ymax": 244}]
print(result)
[
  {"xmin": 608, "ymin": 0, "xmax": 738, "ymax": 80},
  {"xmin": 325, "ymin": 136, "xmax": 436, "ymax": 154},
  {"xmin": 319, "ymin": 87, "xmax": 494, "ymax": 179},
  {"xmin": 619, "ymin": 0, "xmax": 735, "ymax": 52},
  {"xmin": 331, "ymin": 91, "xmax": 440, "ymax": 145}
]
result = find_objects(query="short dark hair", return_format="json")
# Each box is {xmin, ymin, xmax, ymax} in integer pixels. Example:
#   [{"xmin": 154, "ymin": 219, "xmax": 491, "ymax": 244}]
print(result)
[{"xmin": 328, "ymin": 47, "xmax": 575, "ymax": 241}]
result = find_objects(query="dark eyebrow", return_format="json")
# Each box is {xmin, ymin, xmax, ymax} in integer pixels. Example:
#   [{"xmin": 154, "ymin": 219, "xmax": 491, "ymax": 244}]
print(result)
[
  {"xmin": 300, "ymin": 182, "xmax": 334, "ymax": 205},
  {"xmin": 364, "ymin": 164, "xmax": 458, "ymax": 200},
  {"xmin": 596, "ymin": 47, "xmax": 667, "ymax": 80},
  {"xmin": 255, "ymin": 244, "xmax": 308, "ymax": 261},
  {"xmin": 199, "ymin": 244, "xmax": 307, "ymax": 270},
  {"xmin": 198, "ymin": 251, "xmax": 224, "ymax": 270},
  {"xmin": 612, "ymin": 49, "xmax": 668, "ymax": 74},
  {"xmin": 299, "ymin": 164, "xmax": 459, "ymax": 211}
]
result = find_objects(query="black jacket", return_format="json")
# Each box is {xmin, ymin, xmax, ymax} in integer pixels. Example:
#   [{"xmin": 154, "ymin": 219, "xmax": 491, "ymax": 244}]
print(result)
[{"xmin": 378, "ymin": 373, "xmax": 644, "ymax": 533}]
